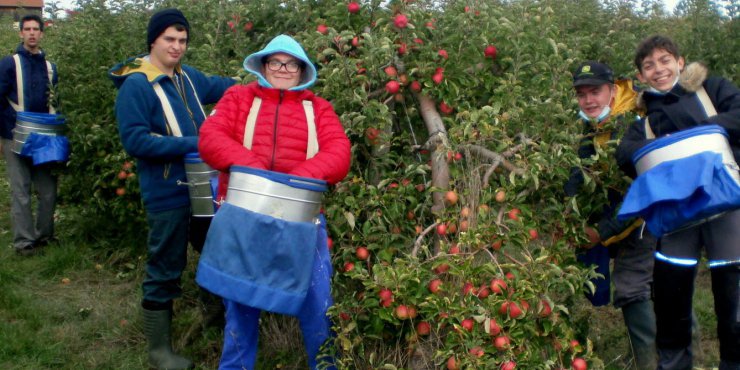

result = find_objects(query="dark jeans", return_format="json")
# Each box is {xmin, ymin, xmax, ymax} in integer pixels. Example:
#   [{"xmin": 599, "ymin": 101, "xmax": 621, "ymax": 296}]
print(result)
[{"xmin": 143, "ymin": 207, "xmax": 211, "ymax": 304}]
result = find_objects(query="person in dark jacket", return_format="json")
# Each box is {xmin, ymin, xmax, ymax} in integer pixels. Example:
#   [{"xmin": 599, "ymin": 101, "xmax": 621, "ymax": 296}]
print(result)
[
  {"xmin": 616, "ymin": 35, "xmax": 740, "ymax": 370},
  {"xmin": 0, "ymin": 14, "xmax": 59, "ymax": 256},
  {"xmin": 566, "ymin": 61, "xmax": 657, "ymax": 369},
  {"xmin": 108, "ymin": 8, "xmax": 235, "ymax": 370}
]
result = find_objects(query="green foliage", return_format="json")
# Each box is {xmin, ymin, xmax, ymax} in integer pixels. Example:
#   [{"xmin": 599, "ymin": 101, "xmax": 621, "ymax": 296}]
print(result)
[{"xmin": 0, "ymin": 0, "xmax": 735, "ymax": 368}]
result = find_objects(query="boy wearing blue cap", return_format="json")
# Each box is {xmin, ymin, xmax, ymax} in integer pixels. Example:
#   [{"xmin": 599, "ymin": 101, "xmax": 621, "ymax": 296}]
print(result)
[{"xmin": 617, "ymin": 35, "xmax": 740, "ymax": 370}]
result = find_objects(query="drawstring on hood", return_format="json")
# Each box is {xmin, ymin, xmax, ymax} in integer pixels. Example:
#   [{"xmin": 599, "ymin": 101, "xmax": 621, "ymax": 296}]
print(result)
[{"xmin": 243, "ymin": 35, "xmax": 317, "ymax": 91}]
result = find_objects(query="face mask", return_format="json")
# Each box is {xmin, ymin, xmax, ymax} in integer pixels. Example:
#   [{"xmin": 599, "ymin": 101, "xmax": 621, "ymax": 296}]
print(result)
[
  {"xmin": 578, "ymin": 88, "xmax": 613, "ymax": 123},
  {"xmin": 579, "ymin": 105, "xmax": 611, "ymax": 123}
]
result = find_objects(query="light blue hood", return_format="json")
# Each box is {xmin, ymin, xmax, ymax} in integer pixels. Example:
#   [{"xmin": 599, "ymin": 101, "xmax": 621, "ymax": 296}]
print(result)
[{"xmin": 243, "ymin": 35, "xmax": 317, "ymax": 91}]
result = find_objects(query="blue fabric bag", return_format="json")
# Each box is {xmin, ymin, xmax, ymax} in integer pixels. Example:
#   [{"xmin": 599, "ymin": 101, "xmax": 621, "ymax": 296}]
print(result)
[
  {"xmin": 577, "ymin": 244, "xmax": 611, "ymax": 306},
  {"xmin": 196, "ymin": 203, "xmax": 319, "ymax": 316},
  {"xmin": 618, "ymin": 151, "xmax": 740, "ymax": 236},
  {"xmin": 20, "ymin": 132, "xmax": 71, "ymax": 165}
]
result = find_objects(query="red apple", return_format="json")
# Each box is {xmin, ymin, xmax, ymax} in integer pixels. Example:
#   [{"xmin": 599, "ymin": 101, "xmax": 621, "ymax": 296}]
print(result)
[
  {"xmin": 529, "ymin": 229, "xmax": 539, "ymax": 240},
  {"xmin": 490, "ymin": 278, "xmax": 508, "ymax": 294},
  {"xmin": 122, "ymin": 161, "xmax": 133, "ymax": 170},
  {"xmin": 343, "ymin": 262, "xmax": 354, "ymax": 272},
  {"xmin": 116, "ymin": 187, "xmax": 126, "ymax": 196},
  {"xmin": 434, "ymin": 263, "xmax": 449, "ymax": 274},
  {"xmin": 397, "ymin": 43, "xmax": 407, "ymax": 55},
  {"xmin": 356, "ymin": 246, "xmax": 369, "ymax": 260},
  {"xmin": 508, "ymin": 302, "xmax": 523, "ymax": 319},
  {"xmin": 339, "ymin": 312, "xmax": 351, "ymax": 321},
  {"xmin": 572, "ymin": 358, "xmax": 588, "ymax": 370},
  {"xmin": 379, "ymin": 288, "xmax": 393, "ymax": 301},
  {"xmin": 494, "ymin": 335, "xmax": 510, "ymax": 350},
  {"xmin": 117, "ymin": 171, "xmax": 128, "ymax": 180},
  {"xmin": 432, "ymin": 73, "xmax": 444, "ymax": 85},
  {"xmin": 491, "ymin": 239, "xmax": 503, "ymax": 251},
  {"xmin": 436, "ymin": 223, "xmax": 447, "ymax": 235},
  {"xmin": 538, "ymin": 299, "xmax": 552, "ymax": 317},
  {"xmin": 385, "ymin": 80, "xmax": 400, "ymax": 94},
  {"xmin": 384, "ymin": 65, "xmax": 398, "ymax": 77},
  {"xmin": 477, "ymin": 286, "xmax": 490, "ymax": 299},
  {"xmin": 428, "ymin": 279, "xmax": 442, "ymax": 294},
  {"xmin": 438, "ymin": 49, "xmax": 448, "ymax": 59},
  {"xmin": 327, "ymin": 237, "xmax": 333, "ymax": 250},
  {"xmin": 395, "ymin": 304, "xmax": 409, "ymax": 320},
  {"xmin": 462, "ymin": 281, "xmax": 474, "ymax": 295},
  {"xmin": 409, "ymin": 80, "xmax": 421, "ymax": 92},
  {"xmin": 569, "ymin": 339, "xmax": 581, "ymax": 352},
  {"xmin": 347, "ymin": 1, "xmax": 360, "ymax": 13},
  {"xmin": 448, "ymin": 244, "xmax": 460, "ymax": 254},
  {"xmin": 407, "ymin": 305, "xmax": 418, "ymax": 319},
  {"xmin": 416, "ymin": 321, "xmax": 431, "ymax": 336},
  {"xmin": 507, "ymin": 208, "xmax": 521, "ymax": 221},
  {"xmin": 495, "ymin": 190, "xmax": 506, "ymax": 202},
  {"xmin": 501, "ymin": 361, "xmax": 516, "ymax": 370},
  {"xmin": 439, "ymin": 101, "xmax": 454, "ymax": 115},
  {"xmin": 393, "ymin": 14, "xmax": 408, "ymax": 28},
  {"xmin": 316, "ymin": 24, "xmax": 328, "ymax": 34},
  {"xmin": 485, "ymin": 45, "xmax": 498, "ymax": 59},
  {"xmin": 489, "ymin": 318, "xmax": 501, "ymax": 336},
  {"xmin": 469, "ymin": 346, "xmax": 484, "ymax": 358},
  {"xmin": 461, "ymin": 318, "xmax": 474, "ymax": 331},
  {"xmin": 447, "ymin": 356, "xmax": 459, "ymax": 370},
  {"xmin": 351, "ymin": 36, "xmax": 360, "ymax": 47},
  {"xmin": 243, "ymin": 21, "xmax": 253, "ymax": 32}
]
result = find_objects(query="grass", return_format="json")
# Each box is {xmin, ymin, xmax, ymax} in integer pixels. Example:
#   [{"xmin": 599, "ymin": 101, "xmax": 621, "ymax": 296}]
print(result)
[{"xmin": 0, "ymin": 158, "xmax": 722, "ymax": 369}]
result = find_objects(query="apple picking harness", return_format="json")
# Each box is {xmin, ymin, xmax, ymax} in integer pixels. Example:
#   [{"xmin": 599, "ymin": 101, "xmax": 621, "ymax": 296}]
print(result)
[{"xmin": 8, "ymin": 54, "xmax": 69, "ymax": 165}]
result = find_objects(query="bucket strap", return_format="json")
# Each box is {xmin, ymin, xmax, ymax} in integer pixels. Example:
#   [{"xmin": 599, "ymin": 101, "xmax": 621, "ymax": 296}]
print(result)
[
  {"xmin": 7, "ymin": 54, "xmax": 55, "ymax": 113},
  {"xmin": 182, "ymin": 70, "xmax": 207, "ymax": 120},
  {"xmin": 242, "ymin": 97, "xmax": 318, "ymax": 159},
  {"xmin": 696, "ymin": 86, "xmax": 718, "ymax": 117},
  {"xmin": 302, "ymin": 100, "xmax": 319, "ymax": 159},
  {"xmin": 644, "ymin": 87, "xmax": 718, "ymax": 140},
  {"xmin": 153, "ymin": 82, "xmax": 183, "ymax": 137},
  {"xmin": 243, "ymin": 97, "xmax": 262, "ymax": 148}
]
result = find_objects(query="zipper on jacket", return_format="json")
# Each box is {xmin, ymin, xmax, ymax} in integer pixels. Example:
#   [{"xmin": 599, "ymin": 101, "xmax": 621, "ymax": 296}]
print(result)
[{"xmin": 269, "ymin": 90, "xmax": 284, "ymax": 171}]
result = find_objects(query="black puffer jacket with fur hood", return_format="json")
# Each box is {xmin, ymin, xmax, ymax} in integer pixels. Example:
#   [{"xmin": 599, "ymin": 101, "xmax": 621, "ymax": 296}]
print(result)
[{"xmin": 616, "ymin": 63, "xmax": 740, "ymax": 178}]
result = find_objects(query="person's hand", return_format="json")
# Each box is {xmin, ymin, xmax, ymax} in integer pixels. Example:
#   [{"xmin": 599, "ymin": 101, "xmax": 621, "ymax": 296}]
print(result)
[{"xmin": 583, "ymin": 226, "xmax": 601, "ymax": 249}]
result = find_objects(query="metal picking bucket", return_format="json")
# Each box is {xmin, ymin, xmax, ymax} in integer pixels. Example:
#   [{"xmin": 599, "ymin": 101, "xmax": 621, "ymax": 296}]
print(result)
[
  {"xmin": 633, "ymin": 124, "xmax": 740, "ymax": 184},
  {"xmin": 226, "ymin": 166, "xmax": 327, "ymax": 223},
  {"xmin": 11, "ymin": 112, "xmax": 65, "ymax": 154},
  {"xmin": 184, "ymin": 153, "xmax": 218, "ymax": 217}
]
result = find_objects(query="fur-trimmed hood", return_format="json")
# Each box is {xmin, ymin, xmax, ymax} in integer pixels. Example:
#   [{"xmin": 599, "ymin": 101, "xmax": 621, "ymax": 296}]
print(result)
[{"xmin": 636, "ymin": 62, "xmax": 708, "ymax": 110}]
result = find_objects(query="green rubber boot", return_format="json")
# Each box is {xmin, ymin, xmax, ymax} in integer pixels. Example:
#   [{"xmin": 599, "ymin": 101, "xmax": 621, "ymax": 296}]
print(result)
[
  {"xmin": 142, "ymin": 308, "xmax": 194, "ymax": 370},
  {"xmin": 622, "ymin": 300, "xmax": 657, "ymax": 370}
]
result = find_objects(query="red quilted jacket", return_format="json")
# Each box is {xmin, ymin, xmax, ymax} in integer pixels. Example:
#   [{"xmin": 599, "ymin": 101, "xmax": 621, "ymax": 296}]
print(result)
[{"xmin": 199, "ymin": 82, "xmax": 351, "ymax": 199}]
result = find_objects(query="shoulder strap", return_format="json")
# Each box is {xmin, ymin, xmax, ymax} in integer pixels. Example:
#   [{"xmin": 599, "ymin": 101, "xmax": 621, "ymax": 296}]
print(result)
[
  {"xmin": 181, "ymin": 70, "xmax": 207, "ymax": 119},
  {"xmin": 45, "ymin": 60, "xmax": 55, "ymax": 114},
  {"xmin": 152, "ymin": 82, "xmax": 183, "ymax": 137},
  {"xmin": 9, "ymin": 54, "xmax": 23, "ymax": 112},
  {"xmin": 243, "ymin": 97, "xmax": 262, "ymax": 148},
  {"xmin": 696, "ymin": 86, "xmax": 718, "ymax": 117},
  {"xmin": 242, "ymin": 98, "xmax": 318, "ymax": 160},
  {"xmin": 303, "ymin": 100, "xmax": 318, "ymax": 159},
  {"xmin": 644, "ymin": 117, "xmax": 655, "ymax": 139}
]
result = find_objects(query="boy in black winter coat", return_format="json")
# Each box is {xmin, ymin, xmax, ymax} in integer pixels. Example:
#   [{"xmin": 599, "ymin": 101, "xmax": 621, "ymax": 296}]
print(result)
[{"xmin": 616, "ymin": 35, "xmax": 740, "ymax": 370}]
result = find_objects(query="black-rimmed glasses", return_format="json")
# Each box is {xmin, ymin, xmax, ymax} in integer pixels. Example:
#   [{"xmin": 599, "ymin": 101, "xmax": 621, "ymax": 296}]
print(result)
[{"xmin": 266, "ymin": 60, "xmax": 302, "ymax": 73}]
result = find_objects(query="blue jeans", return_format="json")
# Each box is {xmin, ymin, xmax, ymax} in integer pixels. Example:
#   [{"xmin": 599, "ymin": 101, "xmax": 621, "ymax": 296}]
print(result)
[{"xmin": 218, "ymin": 244, "xmax": 335, "ymax": 370}]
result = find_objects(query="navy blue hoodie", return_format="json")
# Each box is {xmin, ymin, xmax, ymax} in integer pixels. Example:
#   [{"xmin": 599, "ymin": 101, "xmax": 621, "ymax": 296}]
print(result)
[{"xmin": 109, "ymin": 56, "xmax": 234, "ymax": 212}]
